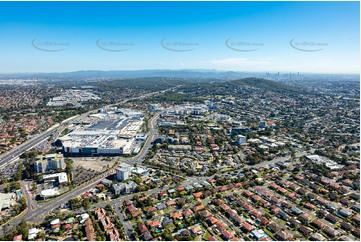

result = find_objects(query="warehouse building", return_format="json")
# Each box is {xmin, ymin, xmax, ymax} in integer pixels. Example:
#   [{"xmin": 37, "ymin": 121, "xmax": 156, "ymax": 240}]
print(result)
[{"xmin": 59, "ymin": 108, "xmax": 144, "ymax": 156}]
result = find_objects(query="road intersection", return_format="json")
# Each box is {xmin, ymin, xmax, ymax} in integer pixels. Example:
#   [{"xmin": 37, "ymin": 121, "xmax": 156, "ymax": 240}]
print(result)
[{"xmin": 0, "ymin": 86, "xmax": 180, "ymax": 233}]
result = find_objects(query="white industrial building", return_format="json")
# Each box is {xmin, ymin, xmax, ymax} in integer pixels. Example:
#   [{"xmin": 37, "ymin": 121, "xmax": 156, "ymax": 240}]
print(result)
[
  {"xmin": 59, "ymin": 108, "xmax": 144, "ymax": 156},
  {"xmin": 43, "ymin": 172, "xmax": 68, "ymax": 184},
  {"xmin": 162, "ymin": 104, "xmax": 208, "ymax": 116},
  {"xmin": 306, "ymin": 155, "xmax": 344, "ymax": 170}
]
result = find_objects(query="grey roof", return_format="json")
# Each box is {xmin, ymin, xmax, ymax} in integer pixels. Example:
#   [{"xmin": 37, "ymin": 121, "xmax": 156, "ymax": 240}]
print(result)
[{"xmin": 291, "ymin": 207, "xmax": 303, "ymax": 214}]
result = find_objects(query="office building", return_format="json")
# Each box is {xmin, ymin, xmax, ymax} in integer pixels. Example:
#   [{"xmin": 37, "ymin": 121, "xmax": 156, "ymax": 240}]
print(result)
[
  {"xmin": 34, "ymin": 153, "xmax": 65, "ymax": 173},
  {"xmin": 116, "ymin": 163, "xmax": 131, "ymax": 181}
]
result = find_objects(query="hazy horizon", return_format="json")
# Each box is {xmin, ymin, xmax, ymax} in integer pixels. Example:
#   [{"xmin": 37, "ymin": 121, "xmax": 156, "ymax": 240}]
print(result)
[{"xmin": 0, "ymin": 68, "xmax": 359, "ymax": 76}]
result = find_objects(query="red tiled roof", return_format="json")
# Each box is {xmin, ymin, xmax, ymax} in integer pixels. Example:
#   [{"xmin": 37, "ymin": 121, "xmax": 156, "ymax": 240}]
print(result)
[
  {"xmin": 131, "ymin": 210, "xmax": 142, "ymax": 218},
  {"xmin": 193, "ymin": 192, "xmax": 203, "ymax": 198},
  {"xmin": 260, "ymin": 217, "xmax": 270, "ymax": 225},
  {"xmin": 216, "ymin": 222, "xmax": 227, "ymax": 231},
  {"xmin": 234, "ymin": 183, "xmax": 242, "ymax": 188},
  {"xmin": 85, "ymin": 218, "xmax": 95, "ymax": 241},
  {"xmin": 193, "ymin": 204, "xmax": 205, "ymax": 212},
  {"xmin": 182, "ymin": 209, "xmax": 194, "ymax": 217},
  {"xmin": 166, "ymin": 200, "xmax": 176, "ymax": 206},
  {"xmin": 244, "ymin": 190, "xmax": 254, "ymax": 197},
  {"xmin": 208, "ymin": 216, "xmax": 218, "ymax": 225},
  {"xmin": 220, "ymin": 203, "xmax": 231, "ymax": 211},
  {"xmin": 209, "ymin": 236, "xmax": 216, "ymax": 241},
  {"xmin": 305, "ymin": 203, "xmax": 316, "ymax": 210},
  {"xmin": 171, "ymin": 212, "xmax": 183, "ymax": 220},
  {"xmin": 243, "ymin": 204, "xmax": 253, "ymax": 211},
  {"xmin": 219, "ymin": 186, "xmax": 228, "ymax": 192},
  {"xmin": 13, "ymin": 235, "xmax": 22, "ymax": 241},
  {"xmin": 51, "ymin": 224, "xmax": 60, "ymax": 229},
  {"xmin": 159, "ymin": 191, "xmax": 167, "ymax": 196},
  {"xmin": 147, "ymin": 207, "xmax": 157, "ymax": 212},
  {"xmin": 242, "ymin": 222, "xmax": 254, "ymax": 232},
  {"xmin": 81, "ymin": 192, "xmax": 91, "ymax": 198},
  {"xmin": 222, "ymin": 230, "xmax": 234, "ymax": 239},
  {"xmin": 138, "ymin": 224, "xmax": 148, "ymax": 234},
  {"xmin": 148, "ymin": 220, "xmax": 161, "ymax": 227},
  {"xmin": 251, "ymin": 210, "xmax": 262, "ymax": 218},
  {"xmin": 127, "ymin": 205, "xmax": 137, "ymax": 213}
]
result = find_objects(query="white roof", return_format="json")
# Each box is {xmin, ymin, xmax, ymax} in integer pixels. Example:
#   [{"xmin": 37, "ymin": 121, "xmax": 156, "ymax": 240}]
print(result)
[
  {"xmin": 306, "ymin": 155, "xmax": 323, "ymax": 161},
  {"xmin": 57, "ymin": 173, "xmax": 68, "ymax": 183},
  {"xmin": 81, "ymin": 213, "xmax": 89, "ymax": 219},
  {"xmin": 50, "ymin": 219, "xmax": 60, "ymax": 225},
  {"xmin": 131, "ymin": 167, "xmax": 148, "ymax": 175},
  {"xmin": 28, "ymin": 234, "xmax": 37, "ymax": 240},
  {"xmin": 40, "ymin": 189, "xmax": 60, "ymax": 197},
  {"xmin": 0, "ymin": 192, "xmax": 14, "ymax": 210},
  {"xmin": 28, "ymin": 228, "xmax": 41, "ymax": 240},
  {"xmin": 237, "ymin": 135, "xmax": 246, "ymax": 138},
  {"xmin": 43, "ymin": 172, "xmax": 67, "ymax": 184},
  {"xmin": 44, "ymin": 154, "xmax": 56, "ymax": 159}
]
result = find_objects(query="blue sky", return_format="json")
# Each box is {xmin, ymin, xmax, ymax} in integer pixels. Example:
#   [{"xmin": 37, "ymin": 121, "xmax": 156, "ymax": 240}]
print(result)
[{"xmin": 0, "ymin": 1, "xmax": 359, "ymax": 74}]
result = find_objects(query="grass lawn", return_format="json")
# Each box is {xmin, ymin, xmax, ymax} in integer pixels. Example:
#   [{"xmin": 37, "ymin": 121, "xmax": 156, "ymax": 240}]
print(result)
[
  {"xmin": 214, "ymin": 234, "xmax": 222, "ymax": 241},
  {"xmin": 164, "ymin": 223, "xmax": 176, "ymax": 232},
  {"xmin": 277, "ymin": 218, "xmax": 286, "ymax": 225},
  {"xmin": 263, "ymin": 227, "xmax": 274, "ymax": 237},
  {"xmin": 203, "ymin": 231, "xmax": 212, "ymax": 240},
  {"xmin": 129, "ymin": 218, "xmax": 138, "ymax": 223},
  {"xmin": 194, "ymin": 235, "xmax": 202, "ymax": 241},
  {"xmin": 257, "ymin": 171, "xmax": 265, "ymax": 177},
  {"xmin": 220, "ymin": 168, "xmax": 233, "ymax": 173}
]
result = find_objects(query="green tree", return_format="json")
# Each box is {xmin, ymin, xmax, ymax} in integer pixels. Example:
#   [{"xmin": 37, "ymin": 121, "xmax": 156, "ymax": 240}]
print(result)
[
  {"xmin": 13, "ymin": 163, "xmax": 23, "ymax": 181},
  {"xmin": 19, "ymin": 196, "xmax": 27, "ymax": 210},
  {"xmin": 82, "ymin": 198, "xmax": 91, "ymax": 210},
  {"xmin": 164, "ymin": 233, "xmax": 174, "ymax": 241},
  {"xmin": 18, "ymin": 219, "xmax": 29, "ymax": 239}
]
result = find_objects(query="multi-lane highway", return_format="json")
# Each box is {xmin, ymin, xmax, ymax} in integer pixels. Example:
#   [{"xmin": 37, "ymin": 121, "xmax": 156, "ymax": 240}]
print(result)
[
  {"xmin": 0, "ymin": 85, "xmax": 180, "ymax": 168},
  {"xmin": 0, "ymin": 125, "xmax": 59, "ymax": 168},
  {"xmin": 0, "ymin": 86, "xmax": 180, "ymax": 232}
]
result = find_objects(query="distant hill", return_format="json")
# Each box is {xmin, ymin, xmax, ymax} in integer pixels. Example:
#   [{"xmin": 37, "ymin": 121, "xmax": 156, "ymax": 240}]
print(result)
[
  {"xmin": 225, "ymin": 77, "xmax": 301, "ymax": 93},
  {"xmin": 0, "ymin": 69, "xmax": 264, "ymax": 80}
]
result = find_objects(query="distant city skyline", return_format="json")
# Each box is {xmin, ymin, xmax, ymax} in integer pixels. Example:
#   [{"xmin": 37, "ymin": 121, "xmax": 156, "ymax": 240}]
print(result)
[{"xmin": 0, "ymin": 1, "xmax": 359, "ymax": 74}]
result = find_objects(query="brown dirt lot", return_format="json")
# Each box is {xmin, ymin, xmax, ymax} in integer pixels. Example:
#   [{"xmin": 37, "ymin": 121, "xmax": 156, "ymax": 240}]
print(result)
[{"xmin": 71, "ymin": 157, "xmax": 116, "ymax": 172}]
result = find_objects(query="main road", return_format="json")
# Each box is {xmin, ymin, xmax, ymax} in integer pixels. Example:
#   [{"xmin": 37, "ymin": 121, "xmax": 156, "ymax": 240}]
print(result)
[{"xmin": 0, "ymin": 85, "xmax": 180, "ymax": 232}]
